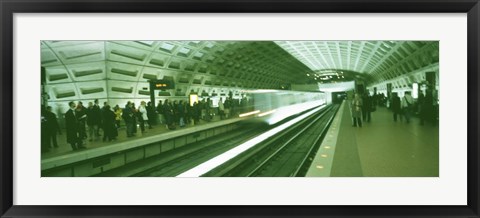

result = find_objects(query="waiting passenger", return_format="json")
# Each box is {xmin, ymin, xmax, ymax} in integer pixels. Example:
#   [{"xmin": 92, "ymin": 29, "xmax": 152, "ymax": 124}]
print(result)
[
  {"xmin": 192, "ymin": 101, "xmax": 200, "ymax": 125},
  {"xmin": 123, "ymin": 102, "xmax": 135, "ymax": 137},
  {"xmin": 199, "ymin": 99, "xmax": 206, "ymax": 120},
  {"xmin": 224, "ymin": 98, "xmax": 231, "ymax": 119},
  {"xmin": 113, "ymin": 105, "xmax": 122, "ymax": 129},
  {"xmin": 401, "ymin": 91, "xmax": 414, "ymax": 123},
  {"xmin": 146, "ymin": 101, "xmax": 155, "ymax": 129},
  {"xmin": 172, "ymin": 100, "xmax": 179, "ymax": 125},
  {"xmin": 44, "ymin": 106, "xmax": 60, "ymax": 148},
  {"xmin": 132, "ymin": 103, "xmax": 138, "ymax": 134},
  {"xmin": 65, "ymin": 101, "xmax": 86, "ymax": 151},
  {"xmin": 185, "ymin": 101, "xmax": 192, "ymax": 125},
  {"xmin": 163, "ymin": 99, "xmax": 174, "ymax": 129},
  {"xmin": 102, "ymin": 105, "xmax": 118, "ymax": 142},
  {"xmin": 351, "ymin": 93, "xmax": 363, "ymax": 127},
  {"xmin": 178, "ymin": 100, "xmax": 186, "ymax": 127},
  {"xmin": 218, "ymin": 97, "xmax": 225, "ymax": 120},
  {"xmin": 76, "ymin": 101, "xmax": 87, "ymax": 141},
  {"xmin": 420, "ymin": 88, "xmax": 434, "ymax": 125},
  {"xmin": 138, "ymin": 101, "xmax": 149, "ymax": 133},
  {"xmin": 391, "ymin": 93, "xmax": 402, "ymax": 122},
  {"xmin": 205, "ymin": 98, "xmax": 212, "ymax": 121},
  {"xmin": 86, "ymin": 102, "xmax": 99, "ymax": 141},
  {"xmin": 362, "ymin": 93, "xmax": 372, "ymax": 123},
  {"xmin": 156, "ymin": 100, "xmax": 165, "ymax": 124},
  {"xmin": 92, "ymin": 99, "xmax": 103, "ymax": 137}
]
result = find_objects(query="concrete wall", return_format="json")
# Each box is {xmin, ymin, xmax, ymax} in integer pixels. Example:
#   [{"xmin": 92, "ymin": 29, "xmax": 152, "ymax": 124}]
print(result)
[{"xmin": 42, "ymin": 123, "xmax": 240, "ymax": 177}]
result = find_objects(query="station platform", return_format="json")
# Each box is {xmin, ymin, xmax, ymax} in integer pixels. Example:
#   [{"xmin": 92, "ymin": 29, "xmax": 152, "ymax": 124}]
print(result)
[
  {"xmin": 307, "ymin": 100, "xmax": 439, "ymax": 177},
  {"xmin": 41, "ymin": 115, "xmax": 246, "ymax": 176}
]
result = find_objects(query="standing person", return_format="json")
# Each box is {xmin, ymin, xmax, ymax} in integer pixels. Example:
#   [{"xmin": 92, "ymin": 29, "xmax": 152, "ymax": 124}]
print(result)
[
  {"xmin": 401, "ymin": 91, "xmax": 414, "ymax": 123},
  {"xmin": 185, "ymin": 101, "xmax": 192, "ymax": 125},
  {"xmin": 192, "ymin": 101, "xmax": 200, "ymax": 125},
  {"xmin": 113, "ymin": 105, "xmax": 122, "ymax": 129},
  {"xmin": 132, "ymin": 103, "xmax": 138, "ymax": 135},
  {"xmin": 163, "ymin": 99, "xmax": 170, "ymax": 128},
  {"xmin": 156, "ymin": 100, "xmax": 164, "ymax": 125},
  {"xmin": 138, "ymin": 101, "xmax": 149, "ymax": 133},
  {"xmin": 76, "ymin": 101, "xmax": 87, "ymax": 141},
  {"xmin": 163, "ymin": 99, "xmax": 174, "ymax": 129},
  {"xmin": 86, "ymin": 102, "xmax": 99, "ymax": 142},
  {"xmin": 200, "ymin": 99, "xmax": 206, "ymax": 120},
  {"xmin": 420, "ymin": 89, "xmax": 434, "ymax": 125},
  {"xmin": 92, "ymin": 99, "xmax": 102, "ymax": 137},
  {"xmin": 122, "ymin": 101, "xmax": 134, "ymax": 137},
  {"xmin": 146, "ymin": 101, "xmax": 155, "ymax": 129},
  {"xmin": 177, "ymin": 100, "xmax": 185, "ymax": 127},
  {"xmin": 391, "ymin": 92, "xmax": 402, "ymax": 122},
  {"xmin": 65, "ymin": 102, "xmax": 85, "ymax": 151},
  {"xmin": 205, "ymin": 98, "xmax": 212, "ymax": 122},
  {"xmin": 218, "ymin": 97, "xmax": 225, "ymax": 120},
  {"xmin": 41, "ymin": 108, "xmax": 50, "ymax": 153},
  {"xmin": 351, "ymin": 93, "xmax": 363, "ymax": 127},
  {"xmin": 102, "ymin": 105, "xmax": 118, "ymax": 142},
  {"xmin": 172, "ymin": 100, "xmax": 179, "ymax": 125},
  {"xmin": 362, "ymin": 93, "xmax": 372, "ymax": 123},
  {"xmin": 44, "ymin": 106, "xmax": 60, "ymax": 148},
  {"xmin": 224, "ymin": 98, "xmax": 230, "ymax": 119}
]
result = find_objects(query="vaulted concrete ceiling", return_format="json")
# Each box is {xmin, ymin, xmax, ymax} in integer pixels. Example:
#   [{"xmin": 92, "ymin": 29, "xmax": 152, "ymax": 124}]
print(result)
[
  {"xmin": 41, "ymin": 40, "xmax": 439, "ymax": 104},
  {"xmin": 275, "ymin": 41, "xmax": 439, "ymax": 83},
  {"xmin": 41, "ymin": 41, "xmax": 313, "ymax": 103}
]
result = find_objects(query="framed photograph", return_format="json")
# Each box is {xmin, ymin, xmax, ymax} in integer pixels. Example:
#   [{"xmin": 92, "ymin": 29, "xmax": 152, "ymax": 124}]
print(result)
[{"xmin": 1, "ymin": 0, "xmax": 479, "ymax": 217}]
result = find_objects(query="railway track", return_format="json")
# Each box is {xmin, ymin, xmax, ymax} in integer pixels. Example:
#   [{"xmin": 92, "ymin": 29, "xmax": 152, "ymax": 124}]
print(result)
[
  {"xmin": 203, "ymin": 104, "xmax": 339, "ymax": 177},
  {"xmin": 137, "ymin": 125, "xmax": 268, "ymax": 176},
  {"xmin": 93, "ymin": 123, "xmax": 269, "ymax": 177}
]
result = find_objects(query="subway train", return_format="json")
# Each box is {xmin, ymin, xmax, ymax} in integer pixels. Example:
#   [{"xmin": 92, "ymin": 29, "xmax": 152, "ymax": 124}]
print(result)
[{"xmin": 239, "ymin": 89, "xmax": 327, "ymax": 125}]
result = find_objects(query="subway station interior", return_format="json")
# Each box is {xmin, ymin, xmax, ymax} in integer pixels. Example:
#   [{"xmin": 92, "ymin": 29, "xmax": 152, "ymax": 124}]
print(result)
[{"xmin": 40, "ymin": 41, "xmax": 439, "ymax": 177}]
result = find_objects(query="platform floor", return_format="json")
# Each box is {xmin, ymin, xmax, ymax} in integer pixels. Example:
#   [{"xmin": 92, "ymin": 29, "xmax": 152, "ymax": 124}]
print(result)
[
  {"xmin": 42, "ymin": 115, "xmax": 230, "ymax": 160},
  {"xmin": 310, "ymin": 101, "xmax": 439, "ymax": 177}
]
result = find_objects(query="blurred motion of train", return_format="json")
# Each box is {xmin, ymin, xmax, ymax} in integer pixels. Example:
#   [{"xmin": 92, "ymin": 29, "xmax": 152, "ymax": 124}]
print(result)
[{"xmin": 238, "ymin": 89, "xmax": 327, "ymax": 125}]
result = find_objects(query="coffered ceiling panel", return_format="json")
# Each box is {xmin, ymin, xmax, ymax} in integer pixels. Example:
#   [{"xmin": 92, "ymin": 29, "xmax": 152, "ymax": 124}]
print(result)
[{"xmin": 41, "ymin": 40, "xmax": 439, "ymax": 104}]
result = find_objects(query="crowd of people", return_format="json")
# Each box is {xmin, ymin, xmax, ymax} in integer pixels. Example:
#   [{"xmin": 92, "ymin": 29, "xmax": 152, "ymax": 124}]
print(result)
[
  {"xmin": 350, "ymin": 88, "xmax": 438, "ymax": 127},
  {"xmin": 41, "ymin": 96, "xmax": 252, "ymax": 153},
  {"xmin": 390, "ymin": 89, "xmax": 437, "ymax": 125}
]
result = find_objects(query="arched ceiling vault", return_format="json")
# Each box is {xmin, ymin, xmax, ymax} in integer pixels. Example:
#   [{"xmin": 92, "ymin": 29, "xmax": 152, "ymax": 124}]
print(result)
[
  {"xmin": 275, "ymin": 41, "xmax": 439, "ymax": 84},
  {"xmin": 41, "ymin": 41, "xmax": 313, "ymax": 102},
  {"xmin": 41, "ymin": 40, "xmax": 438, "ymax": 103}
]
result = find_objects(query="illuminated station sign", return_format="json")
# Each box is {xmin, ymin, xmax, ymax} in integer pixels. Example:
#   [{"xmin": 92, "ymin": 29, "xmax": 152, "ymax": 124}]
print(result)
[{"xmin": 151, "ymin": 80, "xmax": 174, "ymax": 90}]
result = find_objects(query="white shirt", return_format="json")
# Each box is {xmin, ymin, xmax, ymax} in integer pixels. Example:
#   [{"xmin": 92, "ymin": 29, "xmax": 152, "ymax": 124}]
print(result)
[{"xmin": 139, "ymin": 106, "xmax": 148, "ymax": 120}]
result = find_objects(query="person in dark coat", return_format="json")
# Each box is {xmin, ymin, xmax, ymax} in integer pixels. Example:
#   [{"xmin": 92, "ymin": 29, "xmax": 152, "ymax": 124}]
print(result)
[
  {"xmin": 44, "ymin": 106, "xmax": 60, "ymax": 148},
  {"xmin": 123, "ymin": 101, "xmax": 135, "ymax": 137},
  {"xmin": 185, "ymin": 101, "xmax": 192, "ymax": 125},
  {"xmin": 362, "ymin": 93, "xmax": 372, "ymax": 123},
  {"xmin": 163, "ymin": 99, "xmax": 175, "ymax": 129},
  {"xmin": 86, "ymin": 102, "xmax": 98, "ymax": 141},
  {"xmin": 146, "ymin": 101, "xmax": 155, "ymax": 129},
  {"xmin": 41, "ymin": 107, "xmax": 50, "ymax": 153},
  {"xmin": 92, "ymin": 99, "xmax": 102, "ymax": 137},
  {"xmin": 102, "ymin": 105, "xmax": 118, "ymax": 142},
  {"xmin": 65, "ymin": 101, "xmax": 86, "ymax": 151},
  {"xmin": 132, "ymin": 103, "xmax": 138, "ymax": 134},
  {"xmin": 420, "ymin": 89, "xmax": 434, "ymax": 125},
  {"xmin": 156, "ymin": 100, "xmax": 164, "ymax": 125},
  {"xmin": 391, "ymin": 92, "xmax": 402, "ymax": 122},
  {"xmin": 76, "ymin": 101, "xmax": 87, "ymax": 141},
  {"xmin": 192, "ymin": 101, "xmax": 200, "ymax": 125}
]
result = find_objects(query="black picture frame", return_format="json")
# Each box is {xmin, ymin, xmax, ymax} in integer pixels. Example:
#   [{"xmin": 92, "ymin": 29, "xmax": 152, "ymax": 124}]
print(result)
[{"xmin": 1, "ymin": 0, "xmax": 479, "ymax": 217}]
